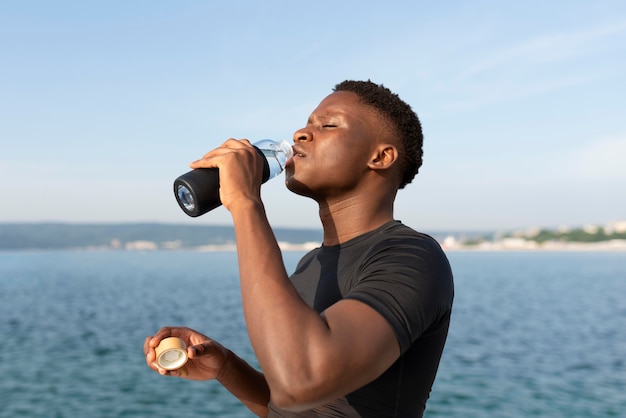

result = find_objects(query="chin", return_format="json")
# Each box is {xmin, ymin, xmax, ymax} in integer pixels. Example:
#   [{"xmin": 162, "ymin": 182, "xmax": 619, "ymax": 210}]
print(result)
[{"xmin": 286, "ymin": 177, "xmax": 315, "ymax": 198}]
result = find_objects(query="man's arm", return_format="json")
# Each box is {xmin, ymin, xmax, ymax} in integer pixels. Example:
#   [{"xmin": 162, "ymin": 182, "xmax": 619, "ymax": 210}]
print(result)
[{"xmin": 230, "ymin": 200, "xmax": 400, "ymax": 411}]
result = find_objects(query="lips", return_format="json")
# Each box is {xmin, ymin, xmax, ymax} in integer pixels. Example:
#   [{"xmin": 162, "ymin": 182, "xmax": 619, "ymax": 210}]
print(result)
[{"xmin": 292, "ymin": 145, "xmax": 306, "ymax": 158}]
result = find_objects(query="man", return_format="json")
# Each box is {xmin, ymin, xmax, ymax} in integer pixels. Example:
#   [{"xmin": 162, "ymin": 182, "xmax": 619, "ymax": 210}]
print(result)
[{"xmin": 144, "ymin": 80, "xmax": 454, "ymax": 417}]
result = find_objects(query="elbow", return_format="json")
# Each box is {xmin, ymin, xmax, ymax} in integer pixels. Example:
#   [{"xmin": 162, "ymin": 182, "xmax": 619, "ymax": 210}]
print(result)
[
  {"xmin": 267, "ymin": 370, "xmax": 333, "ymax": 412},
  {"xmin": 270, "ymin": 388, "xmax": 318, "ymax": 412},
  {"xmin": 270, "ymin": 393, "xmax": 308, "ymax": 412}
]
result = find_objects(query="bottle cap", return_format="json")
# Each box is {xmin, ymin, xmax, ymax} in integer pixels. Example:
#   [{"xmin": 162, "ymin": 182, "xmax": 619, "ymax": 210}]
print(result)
[{"xmin": 155, "ymin": 337, "xmax": 188, "ymax": 370}]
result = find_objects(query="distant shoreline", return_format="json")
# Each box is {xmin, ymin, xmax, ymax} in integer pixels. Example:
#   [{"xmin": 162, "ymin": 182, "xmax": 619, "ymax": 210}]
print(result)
[
  {"xmin": 2, "ymin": 222, "xmax": 625, "ymax": 252},
  {"xmin": 444, "ymin": 239, "xmax": 626, "ymax": 252}
]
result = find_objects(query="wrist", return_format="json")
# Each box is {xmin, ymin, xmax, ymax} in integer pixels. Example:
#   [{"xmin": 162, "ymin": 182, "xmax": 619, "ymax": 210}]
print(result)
[
  {"xmin": 216, "ymin": 348, "xmax": 234, "ymax": 383},
  {"xmin": 228, "ymin": 197, "xmax": 265, "ymax": 219}
]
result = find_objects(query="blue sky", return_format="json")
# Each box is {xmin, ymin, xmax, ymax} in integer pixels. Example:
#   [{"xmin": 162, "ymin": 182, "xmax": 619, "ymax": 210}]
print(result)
[{"xmin": 2, "ymin": 1, "xmax": 625, "ymax": 231}]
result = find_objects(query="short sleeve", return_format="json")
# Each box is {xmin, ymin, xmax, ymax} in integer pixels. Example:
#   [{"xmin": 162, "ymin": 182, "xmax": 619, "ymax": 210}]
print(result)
[{"xmin": 344, "ymin": 234, "xmax": 453, "ymax": 354}]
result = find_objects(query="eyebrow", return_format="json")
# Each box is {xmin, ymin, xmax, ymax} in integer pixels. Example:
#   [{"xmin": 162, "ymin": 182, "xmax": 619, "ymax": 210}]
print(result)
[{"xmin": 307, "ymin": 107, "xmax": 347, "ymax": 124}]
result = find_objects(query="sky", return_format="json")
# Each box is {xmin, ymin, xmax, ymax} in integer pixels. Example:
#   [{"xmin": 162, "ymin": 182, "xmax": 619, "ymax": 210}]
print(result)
[{"xmin": 1, "ymin": 0, "xmax": 625, "ymax": 232}]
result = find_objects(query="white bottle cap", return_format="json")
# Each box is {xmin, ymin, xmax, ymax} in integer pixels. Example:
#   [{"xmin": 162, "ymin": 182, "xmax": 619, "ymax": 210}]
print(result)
[{"xmin": 155, "ymin": 337, "xmax": 188, "ymax": 370}]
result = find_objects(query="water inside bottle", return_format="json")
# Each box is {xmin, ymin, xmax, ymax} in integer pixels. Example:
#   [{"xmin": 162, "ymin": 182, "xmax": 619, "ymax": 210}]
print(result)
[
  {"xmin": 262, "ymin": 149, "xmax": 288, "ymax": 180},
  {"xmin": 257, "ymin": 139, "xmax": 292, "ymax": 180}
]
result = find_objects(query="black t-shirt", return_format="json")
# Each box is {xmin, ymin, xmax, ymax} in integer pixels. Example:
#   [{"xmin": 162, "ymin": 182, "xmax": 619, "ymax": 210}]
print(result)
[{"xmin": 268, "ymin": 221, "xmax": 454, "ymax": 417}]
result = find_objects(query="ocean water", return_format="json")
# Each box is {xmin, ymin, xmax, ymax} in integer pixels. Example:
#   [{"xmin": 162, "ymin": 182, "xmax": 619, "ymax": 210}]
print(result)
[{"xmin": 0, "ymin": 250, "xmax": 624, "ymax": 417}]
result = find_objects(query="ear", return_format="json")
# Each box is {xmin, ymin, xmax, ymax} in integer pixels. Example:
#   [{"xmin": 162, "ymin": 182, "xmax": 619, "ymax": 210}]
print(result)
[{"xmin": 368, "ymin": 144, "xmax": 398, "ymax": 170}]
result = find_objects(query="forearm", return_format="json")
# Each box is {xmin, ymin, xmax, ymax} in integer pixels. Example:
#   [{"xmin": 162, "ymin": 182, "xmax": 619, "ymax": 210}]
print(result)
[
  {"xmin": 230, "ymin": 200, "xmax": 335, "ymax": 402},
  {"xmin": 217, "ymin": 349, "xmax": 270, "ymax": 417}
]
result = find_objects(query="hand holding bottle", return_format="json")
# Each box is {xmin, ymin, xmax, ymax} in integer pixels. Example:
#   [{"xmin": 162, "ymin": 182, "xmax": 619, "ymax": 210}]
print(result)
[{"xmin": 174, "ymin": 139, "xmax": 293, "ymax": 217}]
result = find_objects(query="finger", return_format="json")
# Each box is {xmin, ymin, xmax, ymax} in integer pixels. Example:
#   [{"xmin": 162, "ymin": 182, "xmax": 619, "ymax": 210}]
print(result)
[
  {"xmin": 188, "ymin": 341, "xmax": 215, "ymax": 358},
  {"xmin": 203, "ymin": 138, "xmax": 248, "ymax": 156},
  {"xmin": 220, "ymin": 138, "xmax": 251, "ymax": 148},
  {"xmin": 143, "ymin": 335, "xmax": 153, "ymax": 356},
  {"xmin": 144, "ymin": 336, "xmax": 159, "ymax": 368},
  {"xmin": 149, "ymin": 327, "xmax": 174, "ymax": 347},
  {"xmin": 158, "ymin": 367, "xmax": 172, "ymax": 376},
  {"xmin": 191, "ymin": 150, "xmax": 231, "ymax": 169},
  {"xmin": 162, "ymin": 364, "xmax": 187, "ymax": 378},
  {"xmin": 196, "ymin": 138, "xmax": 254, "ymax": 162}
]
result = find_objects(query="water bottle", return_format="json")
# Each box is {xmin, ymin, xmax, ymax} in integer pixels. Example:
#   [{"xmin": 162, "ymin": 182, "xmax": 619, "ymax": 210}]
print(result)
[{"xmin": 174, "ymin": 139, "xmax": 293, "ymax": 217}]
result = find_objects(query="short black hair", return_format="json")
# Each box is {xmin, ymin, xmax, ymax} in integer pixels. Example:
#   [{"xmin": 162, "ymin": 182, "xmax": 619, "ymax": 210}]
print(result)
[{"xmin": 334, "ymin": 80, "xmax": 423, "ymax": 189}]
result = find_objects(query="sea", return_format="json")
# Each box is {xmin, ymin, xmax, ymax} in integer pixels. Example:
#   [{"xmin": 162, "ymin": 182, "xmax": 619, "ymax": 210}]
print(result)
[{"xmin": 1, "ymin": 250, "xmax": 624, "ymax": 417}]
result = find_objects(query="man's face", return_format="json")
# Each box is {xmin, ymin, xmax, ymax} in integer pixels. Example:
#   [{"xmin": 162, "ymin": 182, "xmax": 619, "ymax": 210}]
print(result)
[{"xmin": 285, "ymin": 90, "xmax": 389, "ymax": 200}]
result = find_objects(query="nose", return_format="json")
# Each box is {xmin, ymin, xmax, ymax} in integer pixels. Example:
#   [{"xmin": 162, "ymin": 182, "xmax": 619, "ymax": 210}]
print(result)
[{"xmin": 293, "ymin": 128, "xmax": 311, "ymax": 143}]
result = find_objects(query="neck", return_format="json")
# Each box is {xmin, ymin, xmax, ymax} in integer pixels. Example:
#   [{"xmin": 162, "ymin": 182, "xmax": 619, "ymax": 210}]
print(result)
[{"xmin": 318, "ymin": 192, "xmax": 395, "ymax": 246}]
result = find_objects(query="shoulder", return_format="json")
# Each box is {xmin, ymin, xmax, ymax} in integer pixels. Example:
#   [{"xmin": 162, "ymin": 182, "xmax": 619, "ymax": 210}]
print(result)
[{"xmin": 364, "ymin": 221, "xmax": 448, "ymax": 265}]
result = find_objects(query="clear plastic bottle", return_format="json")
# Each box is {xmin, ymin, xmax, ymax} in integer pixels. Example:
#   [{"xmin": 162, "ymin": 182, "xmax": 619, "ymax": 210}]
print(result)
[{"xmin": 174, "ymin": 139, "xmax": 293, "ymax": 217}]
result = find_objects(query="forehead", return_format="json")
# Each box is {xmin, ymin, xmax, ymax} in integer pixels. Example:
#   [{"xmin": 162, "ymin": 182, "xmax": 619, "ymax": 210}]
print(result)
[{"xmin": 311, "ymin": 91, "xmax": 379, "ymax": 120}]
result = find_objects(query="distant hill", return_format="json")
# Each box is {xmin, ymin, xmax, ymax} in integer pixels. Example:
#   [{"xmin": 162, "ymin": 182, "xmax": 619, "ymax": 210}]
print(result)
[{"xmin": 0, "ymin": 223, "xmax": 324, "ymax": 250}]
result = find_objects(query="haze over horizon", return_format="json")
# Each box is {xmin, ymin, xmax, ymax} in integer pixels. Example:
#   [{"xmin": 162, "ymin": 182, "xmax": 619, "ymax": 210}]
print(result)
[{"xmin": 2, "ymin": 1, "xmax": 625, "ymax": 232}]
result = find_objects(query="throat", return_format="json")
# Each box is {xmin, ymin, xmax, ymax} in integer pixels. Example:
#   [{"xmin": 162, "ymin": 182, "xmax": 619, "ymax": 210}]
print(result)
[{"xmin": 319, "ymin": 201, "xmax": 394, "ymax": 246}]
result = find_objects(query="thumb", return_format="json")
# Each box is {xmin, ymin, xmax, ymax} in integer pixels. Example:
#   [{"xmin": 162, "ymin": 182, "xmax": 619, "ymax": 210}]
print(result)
[{"xmin": 189, "ymin": 341, "xmax": 219, "ymax": 358}]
